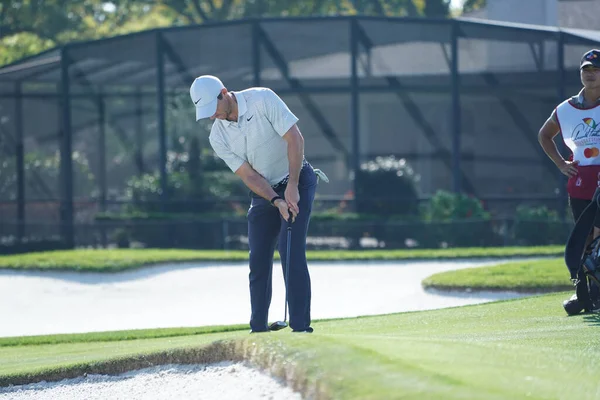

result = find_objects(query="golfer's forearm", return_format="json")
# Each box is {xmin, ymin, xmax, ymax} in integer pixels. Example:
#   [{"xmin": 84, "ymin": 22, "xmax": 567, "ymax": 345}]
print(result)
[
  {"xmin": 538, "ymin": 136, "xmax": 565, "ymax": 166},
  {"xmin": 287, "ymin": 134, "xmax": 304, "ymax": 185},
  {"xmin": 243, "ymin": 174, "xmax": 279, "ymax": 201}
]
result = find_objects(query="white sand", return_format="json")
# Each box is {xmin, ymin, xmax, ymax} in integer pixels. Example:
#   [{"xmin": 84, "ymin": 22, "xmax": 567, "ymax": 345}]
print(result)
[
  {"xmin": 0, "ymin": 362, "xmax": 303, "ymax": 400},
  {"xmin": 0, "ymin": 258, "xmax": 540, "ymax": 338},
  {"xmin": 0, "ymin": 258, "xmax": 548, "ymax": 399}
]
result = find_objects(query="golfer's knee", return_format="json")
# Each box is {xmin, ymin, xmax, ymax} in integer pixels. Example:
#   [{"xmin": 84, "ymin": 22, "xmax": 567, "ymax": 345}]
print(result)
[{"xmin": 249, "ymin": 257, "xmax": 272, "ymax": 276}]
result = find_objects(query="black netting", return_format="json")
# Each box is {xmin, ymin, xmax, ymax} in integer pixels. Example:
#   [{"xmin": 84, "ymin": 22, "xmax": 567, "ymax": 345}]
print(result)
[
  {"xmin": 357, "ymin": 19, "xmax": 451, "ymax": 87},
  {"xmin": 360, "ymin": 91, "xmax": 454, "ymax": 196},
  {"xmin": 68, "ymin": 33, "xmax": 157, "ymax": 87},
  {"xmin": 564, "ymin": 40, "xmax": 594, "ymax": 88},
  {"xmin": 163, "ymin": 23, "xmax": 254, "ymax": 90},
  {"xmin": 0, "ymin": 83, "xmax": 19, "ymax": 240},
  {"xmin": 0, "ymin": 83, "xmax": 17, "ymax": 204},
  {"xmin": 21, "ymin": 83, "xmax": 61, "ymax": 227},
  {"xmin": 457, "ymin": 28, "xmax": 564, "ymax": 216},
  {"xmin": 260, "ymin": 19, "xmax": 350, "ymax": 88},
  {"xmin": 459, "ymin": 19, "xmax": 555, "ymax": 44},
  {"xmin": 66, "ymin": 40, "xmax": 159, "ymax": 224},
  {"xmin": 0, "ymin": 17, "xmax": 599, "ymax": 248},
  {"xmin": 0, "ymin": 50, "xmax": 61, "ymax": 83},
  {"xmin": 282, "ymin": 92, "xmax": 353, "ymax": 197}
]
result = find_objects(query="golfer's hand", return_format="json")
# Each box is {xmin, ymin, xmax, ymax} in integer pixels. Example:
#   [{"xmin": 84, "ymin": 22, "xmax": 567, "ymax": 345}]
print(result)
[
  {"xmin": 275, "ymin": 199, "xmax": 295, "ymax": 223},
  {"xmin": 558, "ymin": 160, "xmax": 579, "ymax": 178},
  {"xmin": 284, "ymin": 185, "xmax": 300, "ymax": 219}
]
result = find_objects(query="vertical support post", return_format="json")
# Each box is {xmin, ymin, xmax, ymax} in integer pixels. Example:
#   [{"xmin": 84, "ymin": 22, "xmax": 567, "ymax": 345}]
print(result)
[
  {"xmin": 451, "ymin": 21, "xmax": 462, "ymax": 194},
  {"xmin": 257, "ymin": 0, "xmax": 264, "ymax": 17},
  {"xmin": 253, "ymin": 21, "xmax": 261, "ymax": 87},
  {"xmin": 97, "ymin": 93, "xmax": 107, "ymax": 213},
  {"xmin": 135, "ymin": 88, "xmax": 145, "ymax": 176},
  {"xmin": 557, "ymin": 32, "xmax": 567, "ymax": 221},
  {"xmin": 97, "ymin": 91, "xmax": 107, "ymax": 248},
  {"xmin": 156, "ymin": 32, "xmax": 168, "ymax": 212},
  {"xmin": 15, "ymin": 83, "xmax": 25, "ymax": 242},
  {"xmin": 60, "ymin": 47, "xmax": 75, "ymax": 248},
  {"xmin": 222, "ymin": 219, "xmax": 229, "ymax": 250},
  {"xmin": 350, "ymin": 19, "xmax": 361, "ymax": 211},
  {"xmin": 557, "ymin": 34, "xmax": 566, "ymax": 106},
  {"xmin": 539, "ymin": 40, "xmax": 545, "ymax": 71}
]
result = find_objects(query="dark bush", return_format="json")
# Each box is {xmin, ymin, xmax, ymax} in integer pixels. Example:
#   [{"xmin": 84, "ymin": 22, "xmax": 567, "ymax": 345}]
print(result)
[
  {"xmin": 354, "ymin": 156, "xmax": 419, "ymax": 217},
  {"xmin": 125, "ymin": 137, "xmax": 247, "ymax": 214}
]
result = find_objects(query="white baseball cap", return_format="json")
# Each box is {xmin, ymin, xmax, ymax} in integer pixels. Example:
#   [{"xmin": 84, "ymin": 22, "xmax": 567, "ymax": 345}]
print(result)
[{"xmin": 190, "ymin": 75, "xmax": 225, "ymax": 121}]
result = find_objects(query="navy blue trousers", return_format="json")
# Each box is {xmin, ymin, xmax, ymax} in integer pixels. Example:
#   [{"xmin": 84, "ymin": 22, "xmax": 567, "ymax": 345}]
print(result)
[{"xmin": 247, "ymin": 163, "xmax": 317, "ymax": 332}]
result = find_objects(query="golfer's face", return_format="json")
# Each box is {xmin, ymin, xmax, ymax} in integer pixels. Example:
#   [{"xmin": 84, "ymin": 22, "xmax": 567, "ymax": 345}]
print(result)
[{"xmin": 210, "ymin": 95, "xmax": 230, "ymax": 120}]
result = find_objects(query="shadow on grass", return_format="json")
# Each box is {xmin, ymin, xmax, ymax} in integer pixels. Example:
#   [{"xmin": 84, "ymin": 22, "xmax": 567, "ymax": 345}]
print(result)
[{"xmin": 582, "ymin": 312, "xmax": 600, "ymax": 326}]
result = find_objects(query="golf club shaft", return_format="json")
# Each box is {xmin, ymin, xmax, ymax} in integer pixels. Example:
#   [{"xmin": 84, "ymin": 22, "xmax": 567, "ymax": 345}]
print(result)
[{"xmin": 284, "ymin": 220, "xmax": 292, "ymax": 322}]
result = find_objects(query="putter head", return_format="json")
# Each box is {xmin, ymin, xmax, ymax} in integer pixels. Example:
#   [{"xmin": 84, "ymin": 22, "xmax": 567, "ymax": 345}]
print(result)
[{"xmin": 269, "ymin": 321, "xmax": 288, "ymax": 331}]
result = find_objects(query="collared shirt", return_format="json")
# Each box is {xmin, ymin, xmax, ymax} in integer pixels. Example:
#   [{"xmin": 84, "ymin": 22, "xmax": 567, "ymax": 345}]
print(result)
[
  {"xmin": 208, "ymin": 88, "xmax": 299, "ymax": 186},
  {"xmin": 551, "ymin": 89, "xmax": 600, "ymax": 123}
]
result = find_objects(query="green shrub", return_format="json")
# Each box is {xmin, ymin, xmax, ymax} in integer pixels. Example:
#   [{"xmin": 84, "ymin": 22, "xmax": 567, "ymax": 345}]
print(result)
[
  {"xmin": 423, "ymin": 190, "xmax": 489, "ymax": 221},
  {"xmin": 421, "ymin": 190, "xmax": 498, "ymax": 247},
  {"xmin": 513, "ymin": 205, "xmax": 567, "ymax": 245},
  {"xmin": 111, "ymin": 228, "xmax": 130, "ymax": 248}
]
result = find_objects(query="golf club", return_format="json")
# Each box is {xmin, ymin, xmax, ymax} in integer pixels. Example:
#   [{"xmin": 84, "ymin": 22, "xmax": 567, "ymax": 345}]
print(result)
[{"xmin": 269, "ymin": 213, "xmax": 293, "ymax": 331}]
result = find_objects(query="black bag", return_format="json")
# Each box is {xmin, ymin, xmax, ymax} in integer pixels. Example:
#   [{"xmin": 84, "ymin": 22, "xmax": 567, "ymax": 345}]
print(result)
[{"xmin": 564, "ymin": 188, "xmax": 600, "ymax": 315}]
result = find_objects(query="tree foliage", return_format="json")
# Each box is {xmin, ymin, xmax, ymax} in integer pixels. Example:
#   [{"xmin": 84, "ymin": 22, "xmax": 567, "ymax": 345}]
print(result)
[
  {"xmin": 462, "ymin": 0, "xmax": 486, "ymax": 14},
  {"xmin": 0, "ymin": 1, "xmax": 156, "ymax": 64},
  {"xmin": 1, "ymin": 0, "xmax": 455, "ymax": 66}
]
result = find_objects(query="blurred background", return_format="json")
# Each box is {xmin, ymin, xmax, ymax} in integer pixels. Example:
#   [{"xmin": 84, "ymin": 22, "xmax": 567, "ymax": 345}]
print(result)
[{"xmin": 1, "ymin": 0, "xmax": 599, "ymax": 252}]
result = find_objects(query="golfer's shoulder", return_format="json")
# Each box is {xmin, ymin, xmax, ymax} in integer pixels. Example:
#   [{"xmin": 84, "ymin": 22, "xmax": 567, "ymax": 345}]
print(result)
[
  {"xmin": 208, "ymin": 121, "xmax": 226, "ymax": 145},
  {"xmin": 242, "ymin": 87, "xmax": 282, "ymax": 106}
]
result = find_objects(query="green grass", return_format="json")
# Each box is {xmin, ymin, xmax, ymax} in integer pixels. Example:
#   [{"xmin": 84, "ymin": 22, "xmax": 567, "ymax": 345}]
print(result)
[
  {"xmin": 0, "ymin": 324, "xmax": 247, "ymax": 347},
  {"xmin": 0, "ymin": 331, "xmax": 242, "ymax": 377},
  {"xmin": 2, "ymin": 293, "xmax": 599, "ymax": 399},
  {"xmin": 0, "ymin": 246, "xmax": 563, "ymax": 272},
  {"xmin": 422, "ymin": 258, "xmax": 572, "ymax": 292}
]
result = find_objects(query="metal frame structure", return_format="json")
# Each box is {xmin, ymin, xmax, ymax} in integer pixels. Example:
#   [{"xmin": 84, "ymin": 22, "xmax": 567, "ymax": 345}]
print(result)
[{"xmin": 1, "ymin": 16, "xmax": 600, "ymax": 248}]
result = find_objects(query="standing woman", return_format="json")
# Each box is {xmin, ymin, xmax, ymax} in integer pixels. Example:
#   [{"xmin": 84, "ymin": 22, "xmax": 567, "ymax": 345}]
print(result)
[{"xmin": 538, "ymin": 49, "xmax": 600, "ymax": 313}]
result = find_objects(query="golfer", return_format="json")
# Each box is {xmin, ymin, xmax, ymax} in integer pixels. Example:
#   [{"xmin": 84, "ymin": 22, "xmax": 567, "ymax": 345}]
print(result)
[
  {"xmin": 190, "ymin": 75, "xmax": 319, "ymax": 333},
  {"xmin": 539, "ymin": 49, "xmax": 600, "ymax": 310}
]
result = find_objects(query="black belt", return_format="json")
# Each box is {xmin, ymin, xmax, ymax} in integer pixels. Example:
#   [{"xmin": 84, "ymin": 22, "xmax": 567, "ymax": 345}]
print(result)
[
  {"xmin": 271, "ymin": 176, "xmax": 289, "ymax": 190},
  {"xmin": 271, "ymin": 160, "xmax": 309, "ymax": 190}
]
